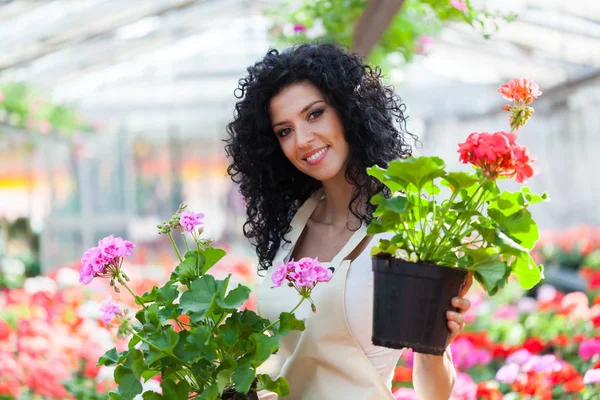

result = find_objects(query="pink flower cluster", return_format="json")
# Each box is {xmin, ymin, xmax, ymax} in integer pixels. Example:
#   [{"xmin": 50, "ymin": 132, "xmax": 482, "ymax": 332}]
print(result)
[
  {"xmin": 99, "ymin": 296, "xmax": 122, "ymax": 324},
  {"xmin": 79, "ymin": 235, "xmax": 134, "ymax": 284},
  {"xmin": 450, "ymin": 0, "xmax": 468, "ymax": 12},
  {"xmin": 179, "ymin": 211, "xmax": 204, "ymax": 234},
  {"xmin": 579, "ymin": 338, "xmax": 600, "ymax": 360},
  {"xmin": 458, "ymin": 131, "xmax": 536, "ymax": 183},
  {"xmin": 584, "ymin": 368, "xmax": 600, "ymax": 384},
  {"xmin": 495, "ymin": 349, "xmax": 564, "ymax": 384},
  {"xmin": 271, "ymin": 257, "xmax": 332, "ymax": 288},
  {"xmin": 451, "ymin": 337, "xmax": 492, "ymax": 370}
]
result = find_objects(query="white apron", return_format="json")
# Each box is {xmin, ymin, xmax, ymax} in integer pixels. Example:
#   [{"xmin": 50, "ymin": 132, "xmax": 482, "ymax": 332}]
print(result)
[{"xmin": 257, "ymin": 190, "xmax": 395, "ymax": 400}]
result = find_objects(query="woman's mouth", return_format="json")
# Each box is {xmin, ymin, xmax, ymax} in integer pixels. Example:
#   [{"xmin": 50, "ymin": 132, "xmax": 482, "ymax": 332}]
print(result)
[{"xmin": 303, "ymin": 145, "xmax": 330, "ymax": 166}]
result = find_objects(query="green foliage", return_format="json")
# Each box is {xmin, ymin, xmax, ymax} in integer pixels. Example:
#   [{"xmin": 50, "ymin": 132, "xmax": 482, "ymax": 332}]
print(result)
[
  {"xmin": 97, "ymin": 234, "xmax": 305, "ymax": 399},
  {"xmin": 366, "ymin": 156, "xmax": 547, "ymax": 295},
  {"xmin": 0, "ymin": 81, "xmax": 95, "ymax": 136},
  {"xmin": 268, "ymin": 0, "xmax": 517, "ymax": 70}
]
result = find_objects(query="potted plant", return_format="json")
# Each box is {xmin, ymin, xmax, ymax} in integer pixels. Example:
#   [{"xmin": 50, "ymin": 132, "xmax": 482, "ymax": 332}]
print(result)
[
  {"xmin": 367, "ymin": 78, "xmax": 547, "ymax": 355},
  {"xmin": 79, "ymin": 204, "xmax": 329, "ymax": 399}
]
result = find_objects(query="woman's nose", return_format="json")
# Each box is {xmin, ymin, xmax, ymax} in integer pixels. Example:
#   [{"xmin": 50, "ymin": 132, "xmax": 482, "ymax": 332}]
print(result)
[{"xmin": 296, "ymin": 127, "xmax": 315, "ymax": 148}]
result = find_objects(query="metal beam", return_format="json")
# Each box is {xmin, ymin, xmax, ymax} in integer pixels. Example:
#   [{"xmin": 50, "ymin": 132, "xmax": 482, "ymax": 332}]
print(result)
[
  {"xmin": 352, "ymin": 0, "xmax": 404, "ymax": 58},
  {"xmin": 0, "ymin": 0, "xmax": 199, "ymax": 71}
]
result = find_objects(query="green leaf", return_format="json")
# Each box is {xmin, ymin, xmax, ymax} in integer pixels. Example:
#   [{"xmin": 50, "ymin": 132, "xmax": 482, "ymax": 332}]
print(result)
[
  {"xmin": 232, "ymin": 362, "xmax": 256, "ymax": 394},
  {"xmin": 366, "ymin": 164, "xmax": 403, "ymax": 193},
  {"xmin": 146, "ymin": 327, "xmax": 179, "ymax": 365},
  {"xmin": 386, "ymin": 156, "xmax": 446, "ymax": 189},
  {"xmin": 246, "ymin": 333, "xmax": 280, "ymax": 368},
  {"xmin": 511, "ymin": 254, "xmax": 543, "ymax": 290},
  {"xmin": 441, "ymin": 172, "xmax": 479, "ymax": 193},
  {"xmin": 161, "ymin": 379, "xmax": 190, "ymax": 400},
  {"xmin": 185, "ymin": 326, "xmax": 218, "ymax": 361},
  {"xmin": 141, "ymin": 370, "xmax": 160, "ymax": 382},
  {"xmin": 489, "ymin": 208, "xmax": 539, "ymax": 250},
  {"xmin": 98, "ymin": 347, "xmax": 120, "ymax": 366},
  {"xmin": 128, "ymin": 349, "xmax": 147, "ymax": 380},
  {"xmin": 198, "ymin": 384, "xmax": 220, "ymax": 400},
  {"xmin": 488, "ymin": 191, "xmax": 525, "ymax": 217},
  {"xmin": 257, "ymin": 374, "xmax": 290, "ymax": 397},
  {"xmin": 202, "ymin": 248, "xmax": 227, "ymax": 275},
  {"xmin": 276, "ymin": 312, "xmax": 305, "ymax": 336},
  {"xmin": 110, "ymin": 363, "xmax": 143, "ymax": 400},
  {"xmin": 142, "ymin": 392, "xmax": 162, "ymax": 400},
  {"xmin": 464, "ymin": 248, "xmax": 509, "ymax": 295},
  {"xmin": 173, "ymin": 251, "xmax": 203, "ymax": 282},
  {"xmin": 217, "ymin": 368, "xmax": 235, "ymax": 394},
  {"xmin": 371, "ymin": 193, "xmax": 408, "ymax": 215},
  {"xmin": 180, "ymin": 275, "xmax": 218, "ymax": 321},
  {"xmin": 216, "ymin": 284, "xmax": 251, "ymax": 310}
]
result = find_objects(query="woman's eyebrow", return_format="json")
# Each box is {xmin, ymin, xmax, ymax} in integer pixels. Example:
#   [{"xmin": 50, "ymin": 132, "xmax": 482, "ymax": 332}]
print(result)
[{"xmin": 272, "ymin": 100, "xmax": 326, "ymax": 128}]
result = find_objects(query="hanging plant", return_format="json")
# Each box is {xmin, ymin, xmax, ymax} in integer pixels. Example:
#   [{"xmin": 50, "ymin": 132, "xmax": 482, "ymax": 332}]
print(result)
[
  {"xmin": 267, "ymin": 0, "xmax": 517, "ymax": 68},
  {"xmin": 0, "ymin": 82, "xmax": 96, "ymax": 137}
]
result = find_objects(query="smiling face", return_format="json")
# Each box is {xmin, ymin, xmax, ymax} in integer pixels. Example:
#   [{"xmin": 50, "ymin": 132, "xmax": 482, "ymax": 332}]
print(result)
[{"xmin": 268, "ymin": 82, "xmax": 349, "ymax": 183}]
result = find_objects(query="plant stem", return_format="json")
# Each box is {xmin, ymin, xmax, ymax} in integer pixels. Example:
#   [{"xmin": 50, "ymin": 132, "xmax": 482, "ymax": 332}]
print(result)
[
  {"xmin": 168, "ymin": 232, "xmax": 183, "ymax": 263},
  {"xmin": 181, "ymin": 229, "xmax": 191, "ymax": 252},
  {"xmin": 260, "ymin": 296, "xmax": 306, "ymax": 334},
  {"xmin": 132, "ymin": 331, "xmax": 188, "ymax": 365},
  {"xmin": 428, "ymin": 179, "xmax": 487, "ymax": 261},
  {"xmin": 196, "ymin": 239, "xmax": 201, "ymax": 275},
  {"xmin": 423, "ymin": 190, "xmax": 460, "ymax": 260},
  {"xmin": 117, "ymin": 274, "xmax": 147, "ymax": 310}
]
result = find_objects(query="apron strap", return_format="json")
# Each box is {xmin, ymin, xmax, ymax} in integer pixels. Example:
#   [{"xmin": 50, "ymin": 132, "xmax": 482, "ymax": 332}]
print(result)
[
  {"xmin": 330, "ymin": 224, "xmax": 368, "ymax": 267},
  {"xmin": 273, "ymin": 188, "xmax": 324, "ymax": 265}
]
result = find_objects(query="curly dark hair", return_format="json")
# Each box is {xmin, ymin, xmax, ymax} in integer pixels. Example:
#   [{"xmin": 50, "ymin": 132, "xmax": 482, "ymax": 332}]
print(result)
[{"xmin": 224, "ymin": 42, "xmax": 415, "ymax": 273}]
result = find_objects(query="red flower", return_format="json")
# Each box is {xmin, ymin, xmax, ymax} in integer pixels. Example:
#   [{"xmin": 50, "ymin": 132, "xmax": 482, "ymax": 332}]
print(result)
[
  {"xmin": 563, "ymin": 375, "xmax": 585, "ymax": 393},
  {"xmin": 457, "ymin": 131, "xmax": 536, "ymax": 184},
  {"xmin": 498, "ymin": 78, "xmax": 542, "ymax": 104},
  {"xmin": 477, "ymin": 381, "xmax": 503, "ymax": 400},
  {"xmin": 393, "ymin": 366, "xmax": 413, "ymax": 382},
  {"xmin": 458, "ymin": 331, "xmax": 492, "ymax": 349},
  {"xmin": 551, "ymin": 363, "xmax": 579, "ymax": 385},
  {"xmin": 549, "ymin": 334, "xmax": 569, "ymax": 348},
  {"xmin": 522, "ymin": 337, "xmax": 545, "ymax": 354},
  {"xmin": 0, "ymin": 320, "xmax": 12, "ymax": 341},
  {"xmin": 492, "ymin": 343, "xmax": 514, "ymax": 358}
]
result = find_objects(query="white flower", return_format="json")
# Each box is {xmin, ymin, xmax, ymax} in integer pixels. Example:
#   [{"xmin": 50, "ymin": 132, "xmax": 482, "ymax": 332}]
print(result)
[{"xmin": 23, "ymin": 276, "xmax": 57, "ymax": 295}]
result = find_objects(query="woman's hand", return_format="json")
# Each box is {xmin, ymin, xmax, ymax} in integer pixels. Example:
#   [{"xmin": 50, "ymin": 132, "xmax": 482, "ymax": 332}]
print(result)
[{"xmin": 446, "ymin": 272, "xmax": 473, "ymax": 345}]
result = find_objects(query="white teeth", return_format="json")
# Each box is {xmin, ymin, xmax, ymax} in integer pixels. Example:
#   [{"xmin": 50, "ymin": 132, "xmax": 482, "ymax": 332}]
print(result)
[{"xmin": 306, "ymin": 146, "xmax": 328, "ymax": 162}]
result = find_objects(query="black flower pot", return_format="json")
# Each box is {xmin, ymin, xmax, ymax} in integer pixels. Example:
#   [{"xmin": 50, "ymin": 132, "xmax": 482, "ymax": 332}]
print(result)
[{"xmin": 371, "ymin": 255, "xmax": 468, "ymax": 355}]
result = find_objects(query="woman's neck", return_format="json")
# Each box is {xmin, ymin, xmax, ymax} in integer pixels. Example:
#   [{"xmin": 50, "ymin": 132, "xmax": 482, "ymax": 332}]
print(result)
[{"xmin": 314, "ymin": 173, "xmax": 365, "ymax": 229}]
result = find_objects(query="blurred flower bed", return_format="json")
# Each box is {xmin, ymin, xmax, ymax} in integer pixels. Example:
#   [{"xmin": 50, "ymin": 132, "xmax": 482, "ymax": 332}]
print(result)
[
  {"xmin": 392, "ymin": 280, "xmax": 600, "ymax": 399},
  {"xmin": 0, "ymin": 247, "xmax": 257, "ymax": 399},
  {"xmin": 533, "ymin": 225, "xmax": 600, "ymax": 272},
  {"xmin": 3, "ymin": 227, "xmax": 600, "ymax": 399}
]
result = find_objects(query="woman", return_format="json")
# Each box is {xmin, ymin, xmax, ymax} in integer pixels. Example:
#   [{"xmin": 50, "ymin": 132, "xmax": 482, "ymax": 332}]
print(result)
[{"xmin": 225, "ymin": 43, "xmax": 472, "ymax": 399}]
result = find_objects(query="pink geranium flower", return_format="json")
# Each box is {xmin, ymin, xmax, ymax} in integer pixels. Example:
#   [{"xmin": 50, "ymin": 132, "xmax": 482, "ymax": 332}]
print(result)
[
  {"xmin": 584, "ymin": 369, "xmax": 600, "ymax": 384},
  {"xmin": 496, "ymin": 363, "xmax": 520, "ymax": 384},
  {"xmin": 271, "ymin": 257, "xmax": 331, "ymax": 289},
  {"xmin": 79, "ymin": 235, "xmax": 134, "ymax": 284},
  {"xmin": 394, "ymin": 388, "xmax": 419, "ymax": 400},
  {"xmin": 450, "ymin": 0, "xmax": 468, "ymax": 12},
  {"xmin": 99, "ymin": 296, "xmax": 122, "ymax": 324},
  {"xmin": 179, "ymin": 211, "xmax": 204, "ymax": 234},
  {"xmin": 579, "ymin": 339, "xmax": 600, "ymax": 361}
]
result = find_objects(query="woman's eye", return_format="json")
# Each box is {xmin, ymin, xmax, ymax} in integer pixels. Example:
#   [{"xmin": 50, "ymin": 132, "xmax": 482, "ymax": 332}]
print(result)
[
  {"xmin": 278, "ymin": 128, "xmax": 292, "ymax": 137},
  {"xmin": 308, "ymin": 109, "xmax": 323, "ymax": 120}
]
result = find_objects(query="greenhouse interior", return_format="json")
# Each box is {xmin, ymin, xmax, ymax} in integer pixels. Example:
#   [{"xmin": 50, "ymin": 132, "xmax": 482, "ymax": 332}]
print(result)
[{"xmin": 1, "ymin": 0, "xmax": 600, "ymax": 399}]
